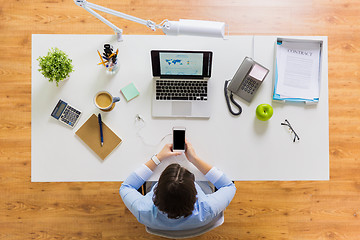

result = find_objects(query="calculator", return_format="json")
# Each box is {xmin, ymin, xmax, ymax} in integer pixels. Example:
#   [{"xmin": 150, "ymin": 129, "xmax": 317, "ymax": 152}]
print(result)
[{"xmin": 51, "ymin": 99, "xmax": 82, "ymax": 128}]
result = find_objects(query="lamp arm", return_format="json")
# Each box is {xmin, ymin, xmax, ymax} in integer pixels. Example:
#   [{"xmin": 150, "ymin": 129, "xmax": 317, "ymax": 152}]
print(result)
[
  {"xmin": 74, "ymin": 0, "xmax": 226, "ymax": 40},
  {"xmin": 86, "ymin": 2, "xmax": 158, "ymax": 29},
  {"xmin": 82, "ymin": 5, "xmax": 124, "ymax": 41},
  {"xmin": 74, "ymin": 0, "xmax": 161, "ymax": 41}
]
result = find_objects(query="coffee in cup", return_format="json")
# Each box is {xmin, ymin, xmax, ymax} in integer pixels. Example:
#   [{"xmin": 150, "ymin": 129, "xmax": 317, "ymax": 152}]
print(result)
[{"xmin": 94, "ymin": 91, "xmax": 120, "ymax": 111}]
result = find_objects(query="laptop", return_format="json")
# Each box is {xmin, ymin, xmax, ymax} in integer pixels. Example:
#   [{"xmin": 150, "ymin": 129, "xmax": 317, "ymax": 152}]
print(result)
[{"xmin": 150, "ymin": 50, "xmax": 213, "ymax": 118}]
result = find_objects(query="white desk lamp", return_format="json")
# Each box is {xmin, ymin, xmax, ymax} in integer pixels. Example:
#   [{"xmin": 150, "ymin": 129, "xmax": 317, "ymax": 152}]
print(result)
[{"xmin": 74, "ymin": 0, "xmax": 227, "ymax": 41}]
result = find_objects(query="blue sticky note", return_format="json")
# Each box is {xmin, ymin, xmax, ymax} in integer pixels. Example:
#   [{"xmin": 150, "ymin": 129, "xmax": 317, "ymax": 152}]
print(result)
[{"xmin": 121, "ymin": 83, "xmax": 139, "ymax": 102}]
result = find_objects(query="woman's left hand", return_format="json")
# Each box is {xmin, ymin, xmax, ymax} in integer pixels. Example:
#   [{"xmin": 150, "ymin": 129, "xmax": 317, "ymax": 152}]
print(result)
[{"xmin": 157, "ymin": 144, "xmax": 182, "ymax": 162}]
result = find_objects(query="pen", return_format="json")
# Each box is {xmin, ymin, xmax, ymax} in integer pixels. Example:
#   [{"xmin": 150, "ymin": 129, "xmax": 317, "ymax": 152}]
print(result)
[{"xmin": 98, "ymin": 113, "xmax": 104, "ymax": 147}]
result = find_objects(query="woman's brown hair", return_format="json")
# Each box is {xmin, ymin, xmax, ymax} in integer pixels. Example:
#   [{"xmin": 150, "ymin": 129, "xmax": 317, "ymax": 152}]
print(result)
[{"xmin": 153, "ymin": 163, "xmax": 197, "ymax": 219}]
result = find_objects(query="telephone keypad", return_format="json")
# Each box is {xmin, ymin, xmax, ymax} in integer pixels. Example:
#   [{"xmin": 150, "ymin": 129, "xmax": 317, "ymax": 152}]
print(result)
[{"xmin": 240, "ymin": 77, "xmax": 259, "ymax": 95}]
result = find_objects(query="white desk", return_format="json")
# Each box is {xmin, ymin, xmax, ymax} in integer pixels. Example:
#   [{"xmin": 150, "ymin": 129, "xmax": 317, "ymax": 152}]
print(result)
[{"xmin": 31, "ymin": 34, "xmax": 329, "ymax": 182}]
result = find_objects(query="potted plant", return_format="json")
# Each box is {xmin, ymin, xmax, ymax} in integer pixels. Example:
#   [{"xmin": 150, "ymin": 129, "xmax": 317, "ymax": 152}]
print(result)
[{"xmin": 37, "ymin": 47, "xmax": 74, "ymax": 86}]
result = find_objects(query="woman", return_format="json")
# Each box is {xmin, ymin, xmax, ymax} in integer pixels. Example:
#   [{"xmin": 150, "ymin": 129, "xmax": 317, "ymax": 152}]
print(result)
[{"xmin": 120, "ymin": 140, "xmax": 236, "ymax": 230}]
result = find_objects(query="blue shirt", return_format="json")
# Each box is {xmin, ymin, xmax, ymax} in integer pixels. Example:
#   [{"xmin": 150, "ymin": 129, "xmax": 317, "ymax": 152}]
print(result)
[{"xmin": 120, "ymin": 164, "xmax": 236, "ymax": 230}]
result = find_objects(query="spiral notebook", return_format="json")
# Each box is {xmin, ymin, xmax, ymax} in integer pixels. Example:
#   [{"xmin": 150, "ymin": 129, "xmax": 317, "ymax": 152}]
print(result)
[{"xmin": 75, "ymin": 114, "xmax": 122, "ymax": 160}]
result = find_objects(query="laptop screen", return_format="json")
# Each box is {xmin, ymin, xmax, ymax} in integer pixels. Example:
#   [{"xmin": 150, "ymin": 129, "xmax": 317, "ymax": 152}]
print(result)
[
  {"xmin": 159, "ymin": 52, "xmax": 203, "ymax": 76},
  {"xmin": 151, "ymin": 50, "xmax": 213, "ymax": 79}
]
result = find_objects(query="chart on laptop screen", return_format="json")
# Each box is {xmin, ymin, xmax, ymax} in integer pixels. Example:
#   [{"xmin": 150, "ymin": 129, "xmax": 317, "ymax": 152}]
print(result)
[{"xmin": 159, "ymin": 52, "xmax": 203, "ymax": 75}]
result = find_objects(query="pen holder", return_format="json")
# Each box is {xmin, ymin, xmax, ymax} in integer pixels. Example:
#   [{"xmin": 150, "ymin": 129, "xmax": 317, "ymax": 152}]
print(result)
[
  {"xmin": 105, "ymin": 58, "xmax": 119, "ymax": 74},
  {"xmin": 97, "ymin": 44, "xmax": 120, "ymax": 75}
]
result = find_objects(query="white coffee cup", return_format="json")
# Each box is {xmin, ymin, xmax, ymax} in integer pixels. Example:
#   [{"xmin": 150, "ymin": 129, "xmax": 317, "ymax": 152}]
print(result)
[{"xmin": 94, "ymin": 91, "xmax": 120, "ymax": 111}]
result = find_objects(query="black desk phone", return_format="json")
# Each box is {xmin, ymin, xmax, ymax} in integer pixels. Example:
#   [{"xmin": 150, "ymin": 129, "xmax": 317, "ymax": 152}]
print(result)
[
  {"xmin": 228, "ymin": 57, "xmax": 269, "ymax": 102},
  {"xmin": 224, "ymin": 57, "xmax": 269, "ymax": 115}
]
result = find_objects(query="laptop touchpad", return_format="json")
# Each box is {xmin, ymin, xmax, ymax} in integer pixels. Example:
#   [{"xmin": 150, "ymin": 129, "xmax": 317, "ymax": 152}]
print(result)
[{"xmin": 172, "ymin": 102, "xmax": 192, "ymax": 116}]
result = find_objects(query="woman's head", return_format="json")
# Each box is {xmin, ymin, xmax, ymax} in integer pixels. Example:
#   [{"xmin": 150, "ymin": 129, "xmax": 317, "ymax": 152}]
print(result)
[{"xmin": 153, "ymin": 163, "xmax": 197, "ymax": 219}]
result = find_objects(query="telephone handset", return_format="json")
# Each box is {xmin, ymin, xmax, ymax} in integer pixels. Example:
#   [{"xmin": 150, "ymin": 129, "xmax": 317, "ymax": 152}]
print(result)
[{"xmin": 224, "ymin": 57, "xmax": 269, "ymax": 116}]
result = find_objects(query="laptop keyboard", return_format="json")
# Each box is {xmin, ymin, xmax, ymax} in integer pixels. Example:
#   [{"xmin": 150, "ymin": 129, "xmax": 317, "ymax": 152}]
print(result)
[{"xmin": 156, "ymin": 80, "xmax": 208, "ymax": 101}]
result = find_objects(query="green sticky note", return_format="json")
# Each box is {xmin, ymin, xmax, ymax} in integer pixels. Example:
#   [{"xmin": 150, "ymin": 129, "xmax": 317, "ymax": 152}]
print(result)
[{"xmin": 121, "ymin": 83, "xmax": 139, "ymax": 102}]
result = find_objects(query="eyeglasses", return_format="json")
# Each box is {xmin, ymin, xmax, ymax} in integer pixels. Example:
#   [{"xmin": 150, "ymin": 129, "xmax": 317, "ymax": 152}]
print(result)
[{"xmin": 281, "ymin": 119, "xmax": 300, "ymax": 142}]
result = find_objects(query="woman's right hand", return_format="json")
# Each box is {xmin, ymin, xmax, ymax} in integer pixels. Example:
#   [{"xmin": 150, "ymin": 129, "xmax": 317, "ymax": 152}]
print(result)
[
  {"xmin": 185, "ymin": 140, "xmax": 198, "ymax": 163},
  {"xmin": 185, "ymin": 140, "xmax": 212, "ymax": 175}
]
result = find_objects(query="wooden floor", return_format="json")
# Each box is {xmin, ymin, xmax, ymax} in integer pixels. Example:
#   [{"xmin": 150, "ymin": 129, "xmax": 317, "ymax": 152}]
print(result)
[{"xmin": 1, "ymin": 0, "xmax": 359, "ymax": 239}]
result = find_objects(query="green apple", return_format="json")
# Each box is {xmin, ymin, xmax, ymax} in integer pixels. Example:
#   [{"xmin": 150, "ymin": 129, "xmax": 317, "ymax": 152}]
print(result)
[{"xmin": 256, "ymin": 104, "xmax": 273, "ymax": 121}]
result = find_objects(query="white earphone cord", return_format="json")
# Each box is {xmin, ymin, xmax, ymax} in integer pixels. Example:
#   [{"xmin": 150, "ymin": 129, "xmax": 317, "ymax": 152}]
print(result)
[{"xmin": 135, "ymin": 114, "xmax": 171, "ymax": 147}]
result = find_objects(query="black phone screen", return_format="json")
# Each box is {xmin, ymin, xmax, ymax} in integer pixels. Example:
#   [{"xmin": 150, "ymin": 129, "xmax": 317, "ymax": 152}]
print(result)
[{"xmin": 173, "ymin": 129, "xmax": 185, "ymax": 150}]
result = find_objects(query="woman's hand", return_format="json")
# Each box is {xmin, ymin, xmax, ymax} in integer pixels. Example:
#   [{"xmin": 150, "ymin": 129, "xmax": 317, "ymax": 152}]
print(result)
[
  {"xmin": 185, "ymin": 139, "xmax": 199, "ymax": 163},
  {"xmin": 157, "ymin": 144, "xmax": 182, "ymax": 162},
  {"xmin": 185, "ymin": 140, "xmax": 212, "ymax": 175}
]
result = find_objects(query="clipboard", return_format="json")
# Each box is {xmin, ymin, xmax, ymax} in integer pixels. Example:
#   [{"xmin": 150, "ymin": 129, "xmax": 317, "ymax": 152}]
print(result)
[
  {"xmin": 273, "ymin": 37, "xmax": 323, "ymax": 104},
  {"xmin": 75, "ymin": 114, "xmax": 122, "ymax": 160}
]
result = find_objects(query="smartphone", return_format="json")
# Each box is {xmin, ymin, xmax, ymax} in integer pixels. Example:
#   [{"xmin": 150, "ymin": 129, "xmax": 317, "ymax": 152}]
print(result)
[{"xmin": 172, "ymin": 127, "xmax": 186, "ymax": 152}]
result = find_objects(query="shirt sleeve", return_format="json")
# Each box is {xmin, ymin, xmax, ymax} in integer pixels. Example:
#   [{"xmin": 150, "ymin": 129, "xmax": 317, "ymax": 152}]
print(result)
[
  {"xmin": 205, "ymin": 167, "xmax": 223, "ymax": 184},
  {"xmin": 203, "ymin": 167, "xmax": 236, "ymax": 216},
  {"xmin": 134, "ymin": 164, "xmax": 153, "ymax": 183},
  {"xmin": 119, "ymin": 164, "xmax": 153, "ymax": 218}
]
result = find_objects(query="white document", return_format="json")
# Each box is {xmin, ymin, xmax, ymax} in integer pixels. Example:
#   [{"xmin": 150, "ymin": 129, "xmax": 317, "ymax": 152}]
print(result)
[{"xmin": 276, "ymin": 41, "xmax": 321, "ymax": 99}]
